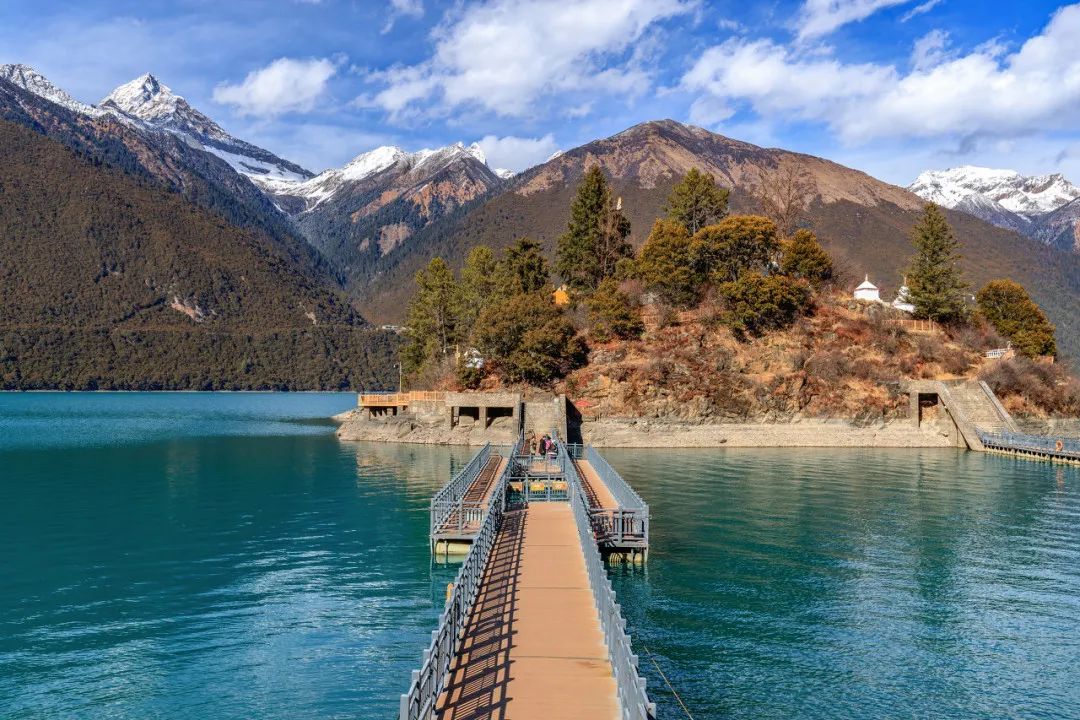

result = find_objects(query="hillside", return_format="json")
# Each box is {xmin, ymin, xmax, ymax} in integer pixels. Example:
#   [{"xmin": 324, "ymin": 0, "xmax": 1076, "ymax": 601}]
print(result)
[
  {"xmin": 0, "ymin": 119, "xmax": 397, "ymax": 390},
  {"xmin": 0, "ymin": 73, "xmax": 319, "ymax": 273},
  {"xmin": 353, "ymin": 120, "xmax": 1080, "ymax": 358}
]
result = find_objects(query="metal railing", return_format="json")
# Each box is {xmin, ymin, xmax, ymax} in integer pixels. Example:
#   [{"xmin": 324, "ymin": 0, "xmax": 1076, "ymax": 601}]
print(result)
[
  {"xmin": 583, "ymin": 446, "xmax": 650, "ymax": 548},
  {"xmin": 400, "ymin": 455, "xmax": 513, "ymax": 720},
  {"xmin": 360, "ymin": 391, "xmax": 446, "ymax": 407},
  {"xmin": 978, "ymin": 430, "xmax": 1080, "ymax": 458},
  {"xmin": 430, "ymin": 444, "xmax": 491, "ymax": 538},
  {"xmin": 569, "ymin": 464, "xmax": 656, "ymax": 720}
]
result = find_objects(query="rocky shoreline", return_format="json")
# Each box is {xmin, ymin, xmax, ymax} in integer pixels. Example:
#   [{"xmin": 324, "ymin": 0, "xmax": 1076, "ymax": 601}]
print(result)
[{"xmin": 334, "ymin": 411, "xmax": 955, "ymax": 448}]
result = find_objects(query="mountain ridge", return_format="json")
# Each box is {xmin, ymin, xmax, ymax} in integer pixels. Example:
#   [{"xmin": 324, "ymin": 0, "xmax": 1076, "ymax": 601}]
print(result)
[{"xmin": 909, "ymin": 165, "xmax": 1080, "ymax": 250}]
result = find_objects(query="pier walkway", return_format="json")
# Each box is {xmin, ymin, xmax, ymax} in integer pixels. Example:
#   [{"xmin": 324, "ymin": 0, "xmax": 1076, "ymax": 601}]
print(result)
[
  {"xmin": 401, "ymin": 434, "xmax": 655, "ymax": 720},
  {"xmin": 437, "ymin": 503, "xmax": 619, "ymax": 719}
]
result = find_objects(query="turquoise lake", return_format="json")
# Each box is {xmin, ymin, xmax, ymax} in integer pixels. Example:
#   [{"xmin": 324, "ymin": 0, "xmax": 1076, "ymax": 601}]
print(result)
[{"xmin": 1, "ymin": 393, "xmax": 1078, "ymax": 719}]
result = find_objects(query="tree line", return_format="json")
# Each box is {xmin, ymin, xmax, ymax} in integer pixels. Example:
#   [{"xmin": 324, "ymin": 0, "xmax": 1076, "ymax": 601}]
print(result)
[{"xmin": 402, "ymin": 162, "xmax": 1058, "ymax": 390}]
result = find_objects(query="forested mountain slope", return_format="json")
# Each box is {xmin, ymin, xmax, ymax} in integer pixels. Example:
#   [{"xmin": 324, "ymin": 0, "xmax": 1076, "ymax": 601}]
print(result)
[{"xmin": 0, "ymin": 120, "xmax": 397, "ymax": 389}]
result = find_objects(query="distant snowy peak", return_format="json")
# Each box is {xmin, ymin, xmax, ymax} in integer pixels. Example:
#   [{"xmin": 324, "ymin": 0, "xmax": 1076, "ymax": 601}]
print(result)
[
  {"xmin": 494, "ymin": 168, "xmax": 516, "ymax": 180},
  {"xmin": 100, "ymin": 73, "xmax": 312, "ymax": 182},
  {"xmin": 910, "ymin": 166, "xmax": 1080, "ymax": 218},
  {"xmin": 0, "ymin": 64, "xmax": 103, "ymax": 117},
  {"xmin": 262, "ymin": 141, "xmax": 499, "ymax": 210}
]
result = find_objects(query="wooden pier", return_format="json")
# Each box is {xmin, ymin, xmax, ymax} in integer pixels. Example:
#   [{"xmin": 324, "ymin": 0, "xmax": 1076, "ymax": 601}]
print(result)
[{"xmin": 401, "ymin": 434, "xmax": 655, "ymax": 720}]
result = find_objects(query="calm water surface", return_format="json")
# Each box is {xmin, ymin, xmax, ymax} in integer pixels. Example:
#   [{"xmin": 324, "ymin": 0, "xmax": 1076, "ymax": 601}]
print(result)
[{"xmin": 1, "ymin": 394, "xmax": 1078, "ymax": 719}]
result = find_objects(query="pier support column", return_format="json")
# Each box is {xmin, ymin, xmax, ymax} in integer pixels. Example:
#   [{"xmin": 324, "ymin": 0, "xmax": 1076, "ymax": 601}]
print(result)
[
  {"xmin": 480, "ymin": 406, "xmax": 489, "ymax": 429},
  {"xmin": 910, "ymin": 393, "xmax": 920, "ymax": 428}
]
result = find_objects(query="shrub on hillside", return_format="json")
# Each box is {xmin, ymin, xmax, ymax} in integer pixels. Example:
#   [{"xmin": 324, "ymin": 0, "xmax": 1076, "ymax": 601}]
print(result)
[
  {"xmin": 716, "ymin": 273, "xmax": 812, "ymax": 337},
  {"xmin": 976, "ymin": 279, "xmax": 1057, "ymax": 358},
  {"xmin": 587, "ymin": 279, "xmax": 644, "ymax": 342},
  {"xmin": 980, "ymin": 357, "xmax": 1080, "ymax": 416}
]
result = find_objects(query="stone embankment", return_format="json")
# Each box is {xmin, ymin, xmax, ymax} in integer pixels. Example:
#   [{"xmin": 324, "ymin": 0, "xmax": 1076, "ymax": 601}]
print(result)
[
  {"xmin": 581, "ymin": 418, "xmax": 952, "ymax": 448},
  {"xmin": 335, "ymin": 411, "xmax": 954, "ymax": 448},
  {"xmin": 335, "ymin": 410, "xmax": 517, "ymax": 446}
]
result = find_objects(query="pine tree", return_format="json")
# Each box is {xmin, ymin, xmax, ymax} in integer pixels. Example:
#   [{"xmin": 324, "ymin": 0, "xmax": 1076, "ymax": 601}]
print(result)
[
  {"xmin": 780, "ymin": 229, "xmax": 834, "ymax": 288},
  {"xmin": 460, "ymin": 245, "xmax": 501, "ymax": 333},
  {"xmin": 500, "ymin": 238, "xmax": 551, "ymax": 296},
  {"xmin": 401, "ymin": 257, "xmax": 462, "ymax": 374},
  {"xmin": 907, "ymin": 204, "xmax": 969, "ymax": 323},
  {"xmin": 636, "ymin": 219, "xmax": 702, "ymax": 308},
  {"xmin": 556, "ymin": 166, "xmax": 632, "ymax": 293},
  {"xmin": 665, "ymin": 168, "xmax": 729, "ymax": 233},
  {"xmin": 976, "ymin": 279, "xmax": 1056, "ymax": 357}
]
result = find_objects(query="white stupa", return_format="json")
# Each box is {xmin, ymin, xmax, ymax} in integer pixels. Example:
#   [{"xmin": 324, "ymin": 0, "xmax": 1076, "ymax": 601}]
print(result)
[
  {"xmin": 854, "ymin": 275, "xmax": 881, "ymax": 302},
  {"xmin": 892, "ymin": 277, "xmax": 915, "ymax": 314}
]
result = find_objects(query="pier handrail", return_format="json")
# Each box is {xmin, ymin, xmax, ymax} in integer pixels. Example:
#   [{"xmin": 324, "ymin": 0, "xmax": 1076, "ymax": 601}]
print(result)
[
  {"xmin": 585, "ymin": 446, "xmax": 649, "ymax": 511},
  {"xmin": 401, "ymin": 450, "xmax": 514, "ymax": 720},
  {"xmin": 568, "ymin": 461, "xmax": 656, "ymax": 720},
  {"xmin": 430, "ymin": 444, "xmax": 492, "ymax": 537},
  {"xmin": 978, "ymin": 429, "xmax": 1080, "ymax": 457}
]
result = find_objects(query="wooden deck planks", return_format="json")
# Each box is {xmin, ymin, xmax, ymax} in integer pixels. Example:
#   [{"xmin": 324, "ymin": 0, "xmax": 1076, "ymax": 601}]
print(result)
[
  {"xmin": 574, "ymin": 460, "xmax": 618, "ymax": 511},
  {"xmin": 436, "ymin": 503, "xmax": 619, "ymax": 720}
]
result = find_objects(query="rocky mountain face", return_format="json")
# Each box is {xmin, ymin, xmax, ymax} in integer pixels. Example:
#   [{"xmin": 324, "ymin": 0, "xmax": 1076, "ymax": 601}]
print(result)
[
  {"xmin": 0, "ymin": 68, "xmax": 317, "ymax": 268},
  {"xmin": 258, "ymin": 142, "xmax": 505, "ymax": 284},
  {"xmin": 99, "ymin": 73, "xmax": 312, "ymax": 182},
  {"xmin": 909, "ymin": 166, "xmax": 1080, "ymax": 250}
]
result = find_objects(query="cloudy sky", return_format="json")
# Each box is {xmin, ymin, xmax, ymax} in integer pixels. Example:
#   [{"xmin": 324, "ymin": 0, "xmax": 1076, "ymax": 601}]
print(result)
[{"xmin": 2, "ymin": 0, "xmax": 1078, "ymax": 184}]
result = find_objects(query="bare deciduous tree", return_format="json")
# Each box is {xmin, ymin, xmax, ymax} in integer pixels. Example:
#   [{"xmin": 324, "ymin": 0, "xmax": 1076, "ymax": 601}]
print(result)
[{"xmin": 748, "ymin": 161, "xmax": 814, "ymax": 237}]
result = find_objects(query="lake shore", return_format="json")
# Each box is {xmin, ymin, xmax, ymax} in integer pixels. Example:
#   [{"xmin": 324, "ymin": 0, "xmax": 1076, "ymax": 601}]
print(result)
[{"xmin": 333, "ymin": 410, "xmax": 955, "ymax": 448}]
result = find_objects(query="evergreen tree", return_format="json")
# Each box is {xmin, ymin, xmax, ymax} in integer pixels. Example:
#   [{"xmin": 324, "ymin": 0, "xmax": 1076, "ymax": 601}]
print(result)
[
  {"xmin": 459, "ymin": 245, "xmax": 501, "ymax": 332},
  {"xmin": 556, "ymin": 166, "xmax": 632, "ymax": 293},
  {"xmin": 907, "ymin": 204, "xmax": 969, "ymax": 323},
  {"xmin": 500, "ymin": 238, "xmax": 551, "ymax": 296},
  {"xmin": 976, "ymin": 279, "xmax": 1056, "ymax": 357},
  {"xmin": 690, "ymin": 215, "xmax": 780, "ymax": 284},
  {"xmin": 636, "ymin": 219, "xmax": 702, "ymax": 308},
  {"xmin": 780, "ymin": 229, "xmax": 834, "ymax": 288},
  {"xmin": 401, "ymin": 257, "xmax": 462, "ymax": 374},
  {"xmin": 587, "ymin": 278, "xmax": 644, "ymax": 342},
  {"xmin": 472, "ymin": 292, "xmax": 587, "ymax": 384},
  {"xmin": 717, "ymin": 273, "xmax": 812, "ymax": 337},
  {"xmin": 665, "ymin": 168, "xmax": 729, "ymax": 233}
]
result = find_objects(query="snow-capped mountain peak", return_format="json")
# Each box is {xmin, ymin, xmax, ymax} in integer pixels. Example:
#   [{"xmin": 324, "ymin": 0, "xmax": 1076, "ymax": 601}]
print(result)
[
  {"xmin": 909, "ymin": 165, "xmax": 1080, "ymax": 249},
  {"xmin": 97, "ymin": 73, "xmax": 312, "ymax": 182},
  {"xmin": 0, "ymin": 63, "xmax": 103, "ymax": 117},
  {"xmin": 910, "ymin": 166, "xmax": 1080, "ymax": 218},
  {"xmin": 100, "ymin": 73, "xmax": 183, "ymax": 123}
]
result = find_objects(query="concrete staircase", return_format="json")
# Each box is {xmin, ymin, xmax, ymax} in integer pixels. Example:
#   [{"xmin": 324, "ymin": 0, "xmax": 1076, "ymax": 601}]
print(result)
[{"xmin": 945, "ymin": 381, "xmax": 1017, "ymax": 434}]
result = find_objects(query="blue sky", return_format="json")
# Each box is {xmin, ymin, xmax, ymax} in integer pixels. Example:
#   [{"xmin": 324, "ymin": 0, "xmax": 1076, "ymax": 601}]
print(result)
[{"xmin": 1, "ymin": 0, "xmax": 1078, "ymax": 184}]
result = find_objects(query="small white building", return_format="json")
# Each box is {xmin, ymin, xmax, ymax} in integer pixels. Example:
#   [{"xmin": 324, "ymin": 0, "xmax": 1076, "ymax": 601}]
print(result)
[
  {"xmin": 854, "ymin": 276, "xmax": 881, "ymax": 303},
  {"xmin": 892, "ymin": 279, "xmax": 915, "ymax": 314}
]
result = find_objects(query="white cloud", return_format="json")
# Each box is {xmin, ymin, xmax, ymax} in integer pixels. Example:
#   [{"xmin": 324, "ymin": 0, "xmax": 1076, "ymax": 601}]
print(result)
[
  {"xmin": 683, "ymin": 39, "xmax": 895, "ymax": 123},
  {"xmin": 382, "ymin": 0, "xmax": 424, "ymax": 34},
  {"xmin": 685, "ymin": 4, "xmax": 1080, "ymax": 145},
  {"xmin": 911, "ymin": 29, "xmax": 950, "ymax": 70},
  {"xmin": 795, "ymin": 0, "xmax": 918, "ymax": 41},
  {"xmin": 475, "ymin": 133, "xmax": 559, "ymax": 171},
  {"xmin": 213, "ymin": 57, "xmax": 337, "ymax": 117},
  {"xmin": 363, "ymin": 0, "xmax": 696, "ymax": 119},
  {"xmin": 901, "ymin": 0, "xmax": 943, "ymax": 22}
]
